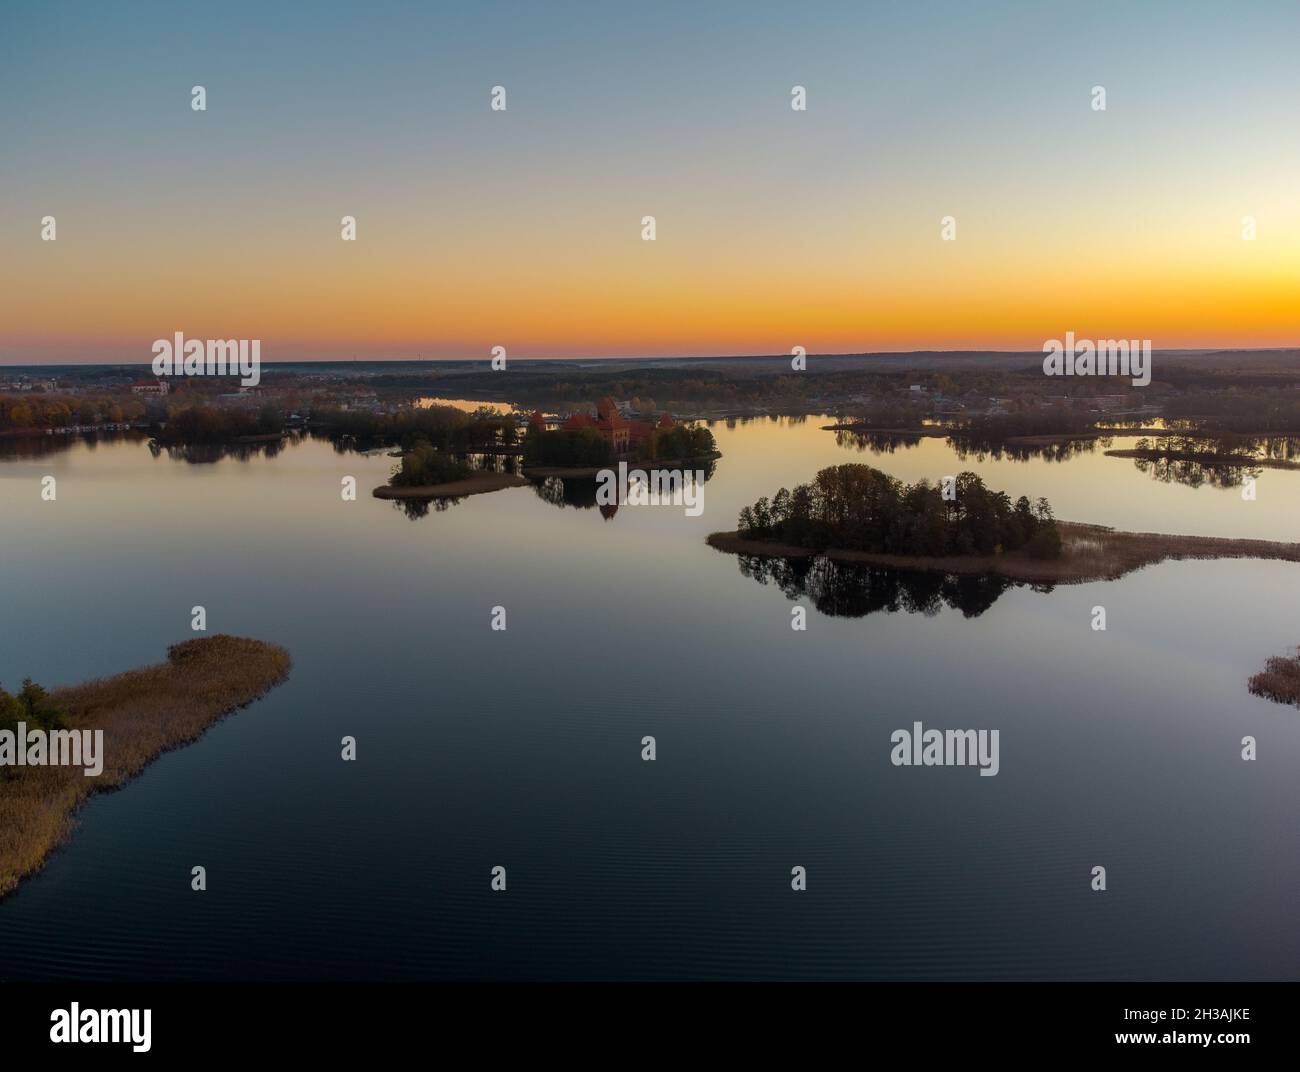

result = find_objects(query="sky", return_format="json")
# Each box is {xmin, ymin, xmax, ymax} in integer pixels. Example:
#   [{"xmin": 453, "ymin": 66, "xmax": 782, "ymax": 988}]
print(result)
[{"xmin": 3, "ymin": 0, "xmax": 1300, "ymax": 364}]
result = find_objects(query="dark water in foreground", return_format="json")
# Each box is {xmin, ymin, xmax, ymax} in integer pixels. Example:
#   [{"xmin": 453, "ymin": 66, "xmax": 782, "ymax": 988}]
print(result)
[{"xmin": 1, "ymin": 417, "xmax": 1298, "ymax": 980}]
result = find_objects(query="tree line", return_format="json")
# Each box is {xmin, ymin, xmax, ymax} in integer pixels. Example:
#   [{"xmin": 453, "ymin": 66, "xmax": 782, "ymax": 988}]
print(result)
[
  {"xmin": 309, "ymin": 404, "xmax": 516, "ymax": 451},
  {"xmin": 646, "ymin": 424, "xmax": 716, "ymax": 461},
  {"xmin": 390, "ymin": 443, "xmax": 471, "ymax": 487},
  {"xmin": 523, "ymin": 427, "xmax": 614, "ymax": 467},
  {"xmin": 0, "ymin": 393, "xmax": 147, "ymax": 432},
  {"xmin": 0, "ymin": 679, "xmax": 66, "ymax": 736},
  {"xmin": 737, "ymin": 464, "xmax": 1062, "ymax": 559},
  {"xmin": 153, "ymin": 403, "xmax": 283, "ymax": 443}
]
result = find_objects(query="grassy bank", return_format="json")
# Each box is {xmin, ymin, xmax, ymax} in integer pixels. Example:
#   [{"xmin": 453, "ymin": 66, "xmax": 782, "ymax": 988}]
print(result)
[
  {"xmin": 707, "ymin": 521, "xmax": 1300, "ymax": 584},
  {"xmin": 0, "ymin": 635, "xmax": 291, "ymax": 899}
]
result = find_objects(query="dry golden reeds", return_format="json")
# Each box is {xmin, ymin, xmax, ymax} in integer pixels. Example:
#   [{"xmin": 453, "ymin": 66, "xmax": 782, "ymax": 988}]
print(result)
[
  {"xmin": 0, "ymin": 635, "xmax": 290, "ymax": 898},
  {"xmin": 1248, "ymin": 648, "xmax": 1300, "ymax": 708}
]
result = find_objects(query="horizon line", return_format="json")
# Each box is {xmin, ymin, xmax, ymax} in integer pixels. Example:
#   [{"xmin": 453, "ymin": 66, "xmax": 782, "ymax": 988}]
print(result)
[{"xmin": 5, "ymin": 345, "xmax": 1300, "ymax": 371}]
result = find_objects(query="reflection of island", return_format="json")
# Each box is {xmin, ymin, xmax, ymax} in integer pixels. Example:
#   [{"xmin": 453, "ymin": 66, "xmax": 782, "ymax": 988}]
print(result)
[
  {"xmin": 531, "ymin": 474, "xmax": 602, "ymax": 512},
  {"xmin": 0, "ymin": 429, "xmax": 146, "ymax": 461},
  {"xmin": 832, "ymin": 428, "xmax": 929, "ymax": 454},
  {"xmin": 528, "ymin": 458, "xmax": 717, "ymax": 521},
  {"xmin": 824, "ymin": 420, "xmax": 1116, "ymax": 463},
  {"xmin": 150, "ymin": 437, "xmax": 291, "ymax": 464},
  {"xmin": 0, "ymin": 635, "xmax": 290, "ymax": 899},
  {"xmin": 825, "ymin": 412, "xmax": 1138, "ymax": 462},
  {"xmin": 949, "ymin": 433, "xmax": 1104, "ymax": 464},
  {"xmin": 389, "ymin": 496, "xmax": 464, "ymax": 520},
  {"xmin": 734, "ymin": 554, "xmax": 1019, "ymax": 618},
  {"xmin": 1106, "ymin": 435, "xmax": 1300, "ymax": 488}
]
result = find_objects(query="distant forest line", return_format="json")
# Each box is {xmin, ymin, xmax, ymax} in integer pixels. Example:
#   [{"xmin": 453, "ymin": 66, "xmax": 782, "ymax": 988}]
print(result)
[{"xmin": 5, "ymin": 351, "xmax": 1300, "ymax": 443}]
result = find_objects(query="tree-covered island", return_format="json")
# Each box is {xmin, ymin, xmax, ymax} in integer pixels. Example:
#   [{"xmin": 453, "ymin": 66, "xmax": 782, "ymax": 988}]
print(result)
[
  {"xmin": 732, "ymin": 464, "xmax": 1062, "ymax": 559},
  {"xmin": 708, "ymin": 463, "xmax": 1300, "ymax": 585}
]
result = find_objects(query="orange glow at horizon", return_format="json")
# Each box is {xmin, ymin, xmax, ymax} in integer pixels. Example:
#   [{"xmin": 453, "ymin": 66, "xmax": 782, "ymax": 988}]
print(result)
[
  {"xmin": 8, "ymin": 2, "xmax": 1300, "ymax": 364},
  {"xmin": 5, "ymin": 173, "xmax": 1300, "ymax": 361}
]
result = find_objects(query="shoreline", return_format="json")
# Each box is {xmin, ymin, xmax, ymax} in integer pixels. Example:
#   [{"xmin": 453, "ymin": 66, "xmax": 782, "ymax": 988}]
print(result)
[
  {"xmin": 706, "ymin": 521, "xmax": 1300, "ymax": 585},
  {"xmin": 372, "ymin": 471, "xmax": 528, "ymax": 498},
  {"xmin": 0, "ymin": 635, "xmax": 291, "ymax": 899},
  {"xmin": 821, "ymin": 424, "xmax": 947, "ymax": 438},
  {"xmin": 1104, "ymin": 447, "xmax": 1300, "ymax": 470},
  {"xmin": 825, "ymin": 422, "xmax": 1300, "ymax": 451},
  {"xmin": 523, "ymin": 451, "xmax": 722, "ymax": 479},
  {"xmin": 820, "ymin": 424, "xmax": 1170, "ymax": 441},
  {"xmin": 1000, "ymin": 429, "xmax": 1167, "ymax": 447}
]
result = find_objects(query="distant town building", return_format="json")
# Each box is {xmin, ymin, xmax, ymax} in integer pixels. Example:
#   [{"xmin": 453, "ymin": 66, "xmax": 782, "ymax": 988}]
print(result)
[{"xmin": 129, "ymin": 379, "xmax": 169, "ymax": 396}]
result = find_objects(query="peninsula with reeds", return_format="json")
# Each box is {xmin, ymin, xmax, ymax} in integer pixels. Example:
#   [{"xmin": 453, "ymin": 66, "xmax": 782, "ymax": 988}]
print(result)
[{"xmin": 0, "ymin": 635, "xmax": 291, "ymax": 899}]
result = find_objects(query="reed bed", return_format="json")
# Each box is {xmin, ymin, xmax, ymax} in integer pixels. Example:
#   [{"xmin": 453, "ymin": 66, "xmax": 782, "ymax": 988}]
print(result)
[
  {"xmin": 0, "ymin": 635, "xmax": 290, "ymax": 898},
  {"xmin": 1248, "ymin": 648, "xmax": 1300, "ymax": 708}
]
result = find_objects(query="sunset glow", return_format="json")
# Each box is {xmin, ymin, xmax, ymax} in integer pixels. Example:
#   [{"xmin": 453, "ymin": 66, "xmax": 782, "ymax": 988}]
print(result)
[{"xmin": 4, "ymin": 0, "xmax": 1300, "ymax": 363}]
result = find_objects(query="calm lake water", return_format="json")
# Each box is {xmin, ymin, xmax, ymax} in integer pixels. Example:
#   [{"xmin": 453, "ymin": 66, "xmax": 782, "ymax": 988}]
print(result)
[{"xmin": 1, "ymin": 415, "xmax": 1298, "ymax": 980}]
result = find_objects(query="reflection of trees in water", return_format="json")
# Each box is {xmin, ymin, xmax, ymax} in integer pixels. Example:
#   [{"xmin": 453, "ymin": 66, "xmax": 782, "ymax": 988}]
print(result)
[
  {"xmin": 1120, "ymin": 435, "xmax": 1300, "ymax": 489},
  {"xmin": 720, "ymin": 414, "xmax": 808, "ymax": 430},
  {"xmin": 529, "ymin": 461, "xmax": 715, "ymax": 522},
  {"xmin": 532, "ymin": 476, "xmax": 600, "ymax": 511},
  {"xmin": 948, "ymin": 435, "xmax": 1104, "ymax": 464},
  {"xmin": 734, "ymin": 554, "xmax": 1039, "ymax": 619},
  {"xmin": 150, "ymin": 438, "xmax": 289, "ymax": 464},
  {"xmin": 834, "ymin": 429, "xmax": 924, "ymax": 454},
  {"xmin": 0, "ymin": 430, "xmax": 144, "ymax": 461},
  {"xmin": 324, "ymin": 435, "xmax": 371, "ymax": 456},
  {"xmin": 1259, "ymin": 436, "xmax": 1300, "ymax": 463},
  {"xmin": 467, "ymin": 453, "xmax": 522, "ymax": 475},
  {"xmin": 1129, "ymin": 454, "xmax": 1259, "ymax": 489},
  {"xmin": 393, "ymin": 496, "xmax": 462, "ymax": 520}
]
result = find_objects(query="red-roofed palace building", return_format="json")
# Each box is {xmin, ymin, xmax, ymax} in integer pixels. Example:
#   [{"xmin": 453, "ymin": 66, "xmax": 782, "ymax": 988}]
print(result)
[{"xmin": 555, "ymin": 397, "xmax": 676, "ymax": 456}]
